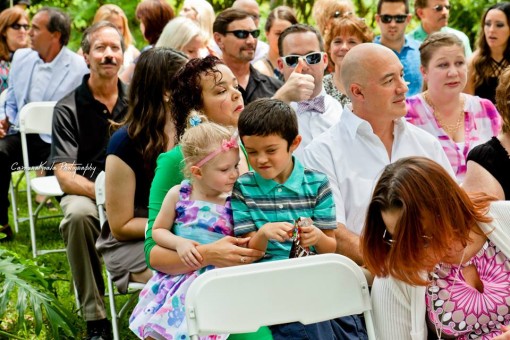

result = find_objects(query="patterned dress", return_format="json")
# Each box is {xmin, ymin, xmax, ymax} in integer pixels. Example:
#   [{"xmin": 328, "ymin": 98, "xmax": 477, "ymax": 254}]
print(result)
[
  {"xmin": 406, "ymin": 93, "xmax": 501, "ymax": 182},
  {"xmin": 323, "ymin": 73, "xmax": 351, "ymax": 107},
  {"xmin": 129, "ymin": 180, "xmax": 233, "ymax": 340},
  {"xmin": 426, "ymin": 240, "xmax": 510, "ymax": 339}
]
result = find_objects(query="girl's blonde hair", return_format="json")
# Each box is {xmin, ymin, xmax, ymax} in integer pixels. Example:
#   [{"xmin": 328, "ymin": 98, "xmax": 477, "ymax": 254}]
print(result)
[
  {"xmin": 156, "ymin": 16, "xmax": 205, "ymax": 52},
  {"xmin": 180, "ymin": 122, "xmax": 238, "ymax": 178},
  {"xmin": 93, "ymin": 4, "xmax": 134, "ymax": 47}
]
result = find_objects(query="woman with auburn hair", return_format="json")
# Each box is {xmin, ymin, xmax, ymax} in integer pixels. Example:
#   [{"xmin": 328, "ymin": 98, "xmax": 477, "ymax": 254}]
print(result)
[
  {"xmin": 406, "ymin": 32, "xmax": 501, "ymax": 182},
  {"xmin": 464, "ymin": 2, "xmax": 510, "ymax": 103},
  {"xmin": 92, "ymin": 4, "xmax": 140, "ymax": 71},
  {"xmin": 463, "ymin": 67, "xmax": 510, "ymax": 200},
  {"xmin": 136, "ymin": 0, "xmax": 175, "ymax": 47},
  {"xmin": 361, "ymin": 156, "xmax": 510, "ymax": 340},
  {"xmin": 322, "ymin": 16, "xmax": 373, "ymax": 106},
  {"xmin": 0, "ymin": 6, "xmax": 29, "ymax": 91}
]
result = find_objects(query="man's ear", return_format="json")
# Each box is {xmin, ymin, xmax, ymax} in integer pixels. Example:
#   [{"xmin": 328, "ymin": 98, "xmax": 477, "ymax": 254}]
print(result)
[
  {"xmin": 416, "ymin": 8, "xmax": 424, "ymax": 21},
  {"xmin": 277, "ymin": 57, "xmax": 284, "ymax": 71},
  {"xmin": 322, "ymin": 52, "xmax": 328, "ymax": 71},
  {"xmin": 213, "ymin": 32, "xmax": 224, "ymax": 48},
  {"xmin": 289, "ymin": 135, "xmax": 302, "ymax": 153},
  {"xmin": 350, "ymin": 83, "xmax": 364, "ymax": 100}
]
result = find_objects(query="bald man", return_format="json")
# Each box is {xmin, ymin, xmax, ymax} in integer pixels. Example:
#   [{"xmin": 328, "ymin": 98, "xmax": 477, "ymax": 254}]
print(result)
[
  {"xmin": 211, "ymin": 0, "xmax": 270, "ymax": 64},
  {"xmin": 302, "ymin": 43, "xmax": 454, "ymax": 264}
]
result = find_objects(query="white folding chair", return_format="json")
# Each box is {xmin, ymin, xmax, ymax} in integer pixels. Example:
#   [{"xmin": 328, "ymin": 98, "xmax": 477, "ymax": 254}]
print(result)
[
  {"xmin": 94, "ymin": 171, "xmax": 145, "ymax": 340},
  {"xmin": 19, "ymin": 101, "xmax": 65, "ymax": 257},
  {"xmin": 186, "ymin": 253, "xmax": 376, "ymax": 340}
]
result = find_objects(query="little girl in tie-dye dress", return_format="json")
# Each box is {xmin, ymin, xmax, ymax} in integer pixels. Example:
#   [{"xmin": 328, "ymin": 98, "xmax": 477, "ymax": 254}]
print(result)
[{"xmin": 129, "ymin": 122, "xmax": 240, "ymax": 340}]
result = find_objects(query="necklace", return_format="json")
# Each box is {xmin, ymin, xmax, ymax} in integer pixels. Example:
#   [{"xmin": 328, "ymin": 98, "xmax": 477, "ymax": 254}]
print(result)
[
  {"xmin": 430, "ymin": 247, "xmax": 467, "ymax": 340},
  {"xmin": 423, "ymin": 91, "xmax": 465, "ymax": 135}
]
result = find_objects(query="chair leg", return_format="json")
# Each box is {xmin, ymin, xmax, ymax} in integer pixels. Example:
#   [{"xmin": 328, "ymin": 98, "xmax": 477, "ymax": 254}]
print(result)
[
  {"xmin": 9, "ymin": 179, "xmax": 19, "ymax": 233},
  {"xmin": 106, "ymin": 271, "xmax": 120, "ymax": 340}
]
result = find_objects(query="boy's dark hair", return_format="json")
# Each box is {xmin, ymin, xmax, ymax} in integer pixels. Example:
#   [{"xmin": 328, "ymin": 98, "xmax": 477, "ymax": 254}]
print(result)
[{"xmin": 238, "ymin": 98, "xmax": 298, "ymax": 149}]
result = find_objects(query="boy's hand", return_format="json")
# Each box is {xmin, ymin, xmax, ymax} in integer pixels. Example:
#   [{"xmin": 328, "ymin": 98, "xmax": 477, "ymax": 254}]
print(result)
[
  {"xmin": 299, "ymin": 225, "xmax": 323, "ymax": 247},
  {"xmin": 176, "ymin": 240, "xmax": 203, "ymax": 268},
  {"xmin": 261, "ymin": 222, "xmax": 294, "ymax": 242}
]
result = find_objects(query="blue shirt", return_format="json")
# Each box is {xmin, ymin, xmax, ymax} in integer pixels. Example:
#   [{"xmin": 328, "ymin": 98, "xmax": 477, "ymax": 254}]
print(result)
[
  {"xmin": 231, "ymin": 157, "xmax": 336, "ymax": 262},
  {"xmin": 374, "ymin": 36, "xmax": 423, "ymax": 96}
]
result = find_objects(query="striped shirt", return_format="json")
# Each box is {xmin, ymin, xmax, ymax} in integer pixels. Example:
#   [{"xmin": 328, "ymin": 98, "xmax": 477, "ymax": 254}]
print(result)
[{"xmin": 232, "ymin": 158, "xmax": 336, "ymax": 262}]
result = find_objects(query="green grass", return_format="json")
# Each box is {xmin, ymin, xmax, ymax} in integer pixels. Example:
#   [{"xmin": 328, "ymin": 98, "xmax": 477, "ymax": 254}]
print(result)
[{"xmin": 1, "ymin": 172, "xmax": 139, "ymax": 339}]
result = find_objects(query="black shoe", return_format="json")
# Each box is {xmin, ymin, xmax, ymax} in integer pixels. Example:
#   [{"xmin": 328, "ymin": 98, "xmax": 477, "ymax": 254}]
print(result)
[
  {"xmin": 0, "ymin": 224, "xmax": 13, "ymax": 241},
  {"xmin": 85, "ymin": 319, "xmax": 112, "ymax": 340}
]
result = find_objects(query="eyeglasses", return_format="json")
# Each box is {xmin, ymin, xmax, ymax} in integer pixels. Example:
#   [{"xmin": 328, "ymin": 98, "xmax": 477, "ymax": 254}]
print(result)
[
  {"xmin": 11, "ymin": 23, "xmax": 30, "ymax": 31},
  {"xmin": 281, "ymin": 52, "xmax": 325, "ymax": 68},
  {"xmin": 382, "ymin": 229, "xmax": 433, "ymax": 247},
  {"xmin": 382, "ymin": 229, "xmax": 396, "ymax": 246},
  {"xmin": 225, "ymin": 29, "xmax": 260, "ymax": 39},
  {"xmin": 333, "ymin": 10, "xmax": 353, "ymax": 18},
  {"xmin": 380, "ymin": 14, "xmax": 408, "ymax": 24},
  {"xmin": 432, "ymin": 4, "xmax": 451, "ymax": 11}
]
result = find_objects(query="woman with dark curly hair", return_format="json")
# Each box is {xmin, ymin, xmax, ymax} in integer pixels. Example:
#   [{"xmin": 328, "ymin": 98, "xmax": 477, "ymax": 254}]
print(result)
[
  {"xmin": 96, "ymin": 47, "xmax": 188, "ymax": 293},
  {"xmin": 0, "ymin": 7, "xmax": 29, "ymax": 92},
  {"xmin": 145, "ymin": 56, "xmax": 256, "ymax": 267},
  {"xmin": 464, "ymin": 2, "xmax": 510, "ymax": 103}
]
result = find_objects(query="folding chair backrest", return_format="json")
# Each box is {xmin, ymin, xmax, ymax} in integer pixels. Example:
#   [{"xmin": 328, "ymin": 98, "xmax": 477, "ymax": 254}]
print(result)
[
  {"xmin": 19, "ymin": 101, "xmax": 57, "ymax": 135},
  {"xmin": 186, "ymin": 253, "xmax": 376, "ymax": 339}
]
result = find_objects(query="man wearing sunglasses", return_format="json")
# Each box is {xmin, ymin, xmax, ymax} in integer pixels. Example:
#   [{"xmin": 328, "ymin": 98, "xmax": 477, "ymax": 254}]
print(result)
[
  {"xmin": 274, "ymin": 24, "xmax": 342, "ymax": 158},
  {"xmin": 408, "ymin": 0, "xmax": 472, "ymax": 56},
  {"xmin": 213, "ymin": 8, "xmax": 282, "ymax": 104},
  {"xmin": 374, "ymin": 0, "xmax": 422, "ymax": 96}
]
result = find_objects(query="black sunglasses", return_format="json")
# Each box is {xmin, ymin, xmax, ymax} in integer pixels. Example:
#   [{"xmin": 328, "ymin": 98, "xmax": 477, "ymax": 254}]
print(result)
[
  {"xmin": 11, "ymin": 23, "xmax": 30, "ymax": 31},
  {"xmin": 432, "ymin": 4, "xmax": 451, "ymax": 11},
  {"xmin": 281, "ymin": 52, "xmax": 325, "ymax": 68},
  {"xmin": 380, "ymin": 14, "xmax": 408, "ymax": 24},
  {"xmin": 225, "ymin": 29, "xmax": 260, "ymax": 39}
]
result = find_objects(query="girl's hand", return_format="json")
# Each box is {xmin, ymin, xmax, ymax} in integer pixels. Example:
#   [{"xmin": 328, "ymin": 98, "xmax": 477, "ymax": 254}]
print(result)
[
  {"xmin": 492, "ymin": 325, "xmax": 510, "ymax": 339},
  {"xmin": 176, "ymin": 240, "xmax": 203, "ymax": 269},
  {"xmin": 299, "ymin": 225, "xmax": 323, "ymax": 247},
  {"xmin": 261, "ymin": 222, "xmax": 294, "ymax": 242}
]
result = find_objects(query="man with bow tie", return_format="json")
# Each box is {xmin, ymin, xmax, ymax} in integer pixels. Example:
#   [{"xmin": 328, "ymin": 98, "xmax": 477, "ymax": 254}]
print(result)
[{"xmin": 273, "ymin": 24, "xmax": 342, "ymax": 159}]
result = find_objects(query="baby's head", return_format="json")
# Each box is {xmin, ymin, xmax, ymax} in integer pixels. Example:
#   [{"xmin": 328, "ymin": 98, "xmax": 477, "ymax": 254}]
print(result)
[
  {"xmin": 180, "ymin": 121, "xmax": 240, "ymax": 189},
  {"xmin": 238, "ymin": 98, "xmax": 301, "ymax": 182}
]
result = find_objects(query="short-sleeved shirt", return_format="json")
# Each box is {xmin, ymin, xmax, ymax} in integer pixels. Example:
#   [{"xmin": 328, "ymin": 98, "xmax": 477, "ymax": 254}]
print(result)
[
  {"xmin": 374, "ymin": 36, "xmax": 423, "ymax": 97},
  {"xmin": 240, "ymin": 65, "xmax": 283, "ymax": 104},
  {"xmin": 231, "ymin": 157, "xmax": 336, "ymax": 262},
  {"xmin": 51, "ymin": 75, "xmax": 128, "ymax": 181},
  {"xmin": 407, "ymin": 25, "xmax": 472, "ymax": 57},
  {"xmin": 107, "ymin": 126, "xmax": 151, "ymax": 215},
  {"xmin": 467, "ymin": 137, "xmax": 510, "ymax": 199}
]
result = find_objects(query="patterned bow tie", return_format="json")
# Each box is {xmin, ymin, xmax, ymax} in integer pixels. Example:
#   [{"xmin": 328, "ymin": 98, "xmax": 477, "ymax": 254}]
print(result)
[{"xmin": 296, "ymin": 96, "xmax": 326, "ymax": 114}]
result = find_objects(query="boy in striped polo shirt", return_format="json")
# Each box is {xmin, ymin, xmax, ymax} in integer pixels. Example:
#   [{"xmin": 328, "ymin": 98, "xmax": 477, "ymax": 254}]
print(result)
[
  {"xmin": 232, "ymin": 97, "xmax": 337, "ymax": 262},
  {"xmin": 231, "ymin": 98, "xmax": 366, "ymax": 339}
]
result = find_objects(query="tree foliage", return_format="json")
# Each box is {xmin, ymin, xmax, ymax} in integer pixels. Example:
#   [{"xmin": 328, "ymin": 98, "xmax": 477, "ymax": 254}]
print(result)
[
  {"xmin": 0, "ymin": 248, "xmax": 78, "ymax": 339},
  {"xmin": 26, "ymin": 0, "xmax": 493, "ymax": 52}
]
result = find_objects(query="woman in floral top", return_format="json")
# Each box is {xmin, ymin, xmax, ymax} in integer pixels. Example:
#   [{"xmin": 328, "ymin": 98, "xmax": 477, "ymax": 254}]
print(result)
[
  {"xmin": 406, "ymin": 32, "xmax": 501, "ymax": 182},
  {"xmin": 0, "ymin": 7, "xmax": 29, "ymax": 92}
]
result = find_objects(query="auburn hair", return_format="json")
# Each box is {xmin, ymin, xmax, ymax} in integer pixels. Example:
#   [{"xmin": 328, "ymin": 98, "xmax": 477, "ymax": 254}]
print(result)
[{"xmin": 361, "ymin": 157, "xmax": 494, "ymax": 285}]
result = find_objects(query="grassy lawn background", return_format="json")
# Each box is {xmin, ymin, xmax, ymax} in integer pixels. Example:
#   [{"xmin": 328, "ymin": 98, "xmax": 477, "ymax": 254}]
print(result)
[{"xmin": 1, "ymin": 171, "xmax": 138, "ymax": 339}]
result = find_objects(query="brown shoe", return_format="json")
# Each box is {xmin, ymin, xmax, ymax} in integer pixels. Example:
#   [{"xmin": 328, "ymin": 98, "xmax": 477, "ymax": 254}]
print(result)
[{"xmin": 0, "ymin": 224, "xmax": 13, "ymax": 241}]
